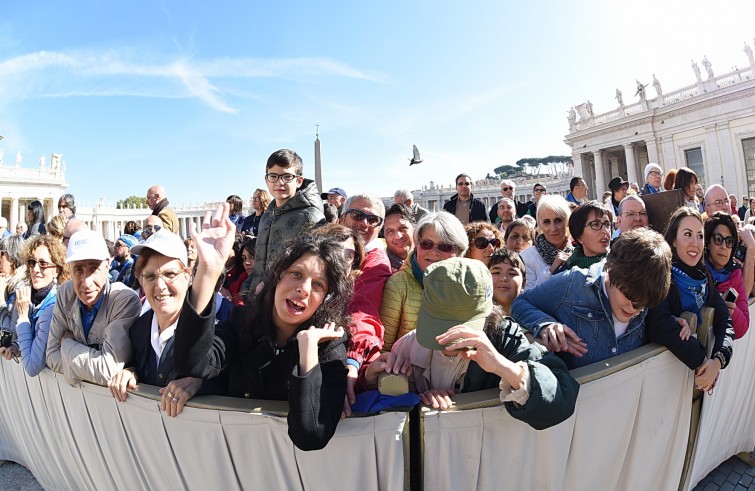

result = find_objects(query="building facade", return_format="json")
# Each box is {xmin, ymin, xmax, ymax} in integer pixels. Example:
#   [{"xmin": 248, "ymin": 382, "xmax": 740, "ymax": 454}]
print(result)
[{"xmin": 565, "ymin": 45, "xmax": 755, "ymax": 199}]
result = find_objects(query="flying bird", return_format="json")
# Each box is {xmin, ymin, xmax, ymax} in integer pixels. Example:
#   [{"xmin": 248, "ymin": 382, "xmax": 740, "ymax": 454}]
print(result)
[{"xmin": 409, "ymin": 145, "xmax": 423, "ymax": 166}]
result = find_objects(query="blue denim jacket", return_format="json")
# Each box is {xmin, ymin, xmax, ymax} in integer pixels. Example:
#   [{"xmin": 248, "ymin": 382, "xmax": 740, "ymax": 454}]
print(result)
[{"xmin": 510, "ymin": 263, "xmax": 647, "ymax": 369}]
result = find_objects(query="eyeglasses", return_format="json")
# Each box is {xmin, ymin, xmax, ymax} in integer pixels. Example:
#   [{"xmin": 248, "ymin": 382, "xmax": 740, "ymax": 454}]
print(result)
[
  {"xmin": 534, "ymin": 188, "xmax": 546, "ymax": 193},
  {"xmin": 649, "ymin": 171, "xmax": 662, "ymax": 177},
  {"xmin": 622, "ymin": 211, "xmax": 648, "ymax": 219},
  {"xmin": 26, "ymin": 258, "xmax": 56, "ymax": 270},
  {"xmin": 140, "ymin": 269, "xmax": 187, "ymax": 284},
  {"xmin": 708, "ymin": 199, "xmax": 730, "ymax": 208},
  {"xmin": 457, "ymin": 182, "xmax": 472, "ymax": 187},
  {"xmin": 252, "ymin": 196, "xmax": 261, "ymax": 201},
  {"xmin": 473, "ymin": 237, "xmax": 501, "ymax": 249},
  {"xmin": 264, "ymin": 173, "xmax": 300, "ymax": 183},
  {"xmin": 419, "ymin": 239, "xmax": 457, "ymax": 253},
  {"xmin": 143, "ymin": 225, "xmax": 162, "ymax": 237},
  {"xmin": 587, "ymin": 220, "xmax": 612, "ymax": 231},
  {"xmin": 711, "ymin": 233, "xmax": 735, "ymax": 249},
  {"xmin": 345, "ymin": 209, "xmax": 384, "ymax": 226},
  {"xmin": 501, "ymin": 187, "xmax": 513, "ymax": 192}
]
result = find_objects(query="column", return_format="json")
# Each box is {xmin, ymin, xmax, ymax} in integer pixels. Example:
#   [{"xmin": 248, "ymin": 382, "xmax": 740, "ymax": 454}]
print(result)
[
  {"xmin": 624, "ymin": 143, "xmax": 638, "ymax": 185},
  {"xmin": 704, "ymin": 124, "xmax": 725, "ymax": 190},
  {"xmin": 9, "ymin": 198, "xmax": 17, "ymax": 233},
  {"xmin": 593, "ymin": 150, "xmax": 606, "ymax": 195},
  {"xmin": 645, "ymin": 139, "xmax": 660, "ymax": 165},
  {"xmin": 572, "ymin": 152, "xmax": 584, "ymax": 178},
  {"xmin": 714, "ymin": 122, "xmax": 737, "ymax": 194}
]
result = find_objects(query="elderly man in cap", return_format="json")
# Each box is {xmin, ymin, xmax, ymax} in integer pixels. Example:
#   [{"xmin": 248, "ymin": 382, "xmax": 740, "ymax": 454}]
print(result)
[
  {"xmin": 321, "ymin": 187, "xmax": 347, "ymax": 216},
  {"xmin": 640, "ymin": 163, "xmax": 663, "ymax": 195},
  {"xmin": 607, "ymin": 176, "xmax": 629, "ymax": 217},
  {"xmin": 394, "ymin": 189, "xmax": 430, "ymax": 223},
  {"xmin": 47, "ymin": 230, "xmax": 141, "ymax": 386},
  {"xmin": 109, "ymin": 234, "xmax": 138, "ymax": 285}
]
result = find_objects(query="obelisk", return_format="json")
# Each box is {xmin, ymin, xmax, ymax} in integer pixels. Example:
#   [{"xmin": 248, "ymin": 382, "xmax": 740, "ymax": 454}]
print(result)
[{"xmin": 314, "ymin": 124, "xmax": 323, "ymax": 194}]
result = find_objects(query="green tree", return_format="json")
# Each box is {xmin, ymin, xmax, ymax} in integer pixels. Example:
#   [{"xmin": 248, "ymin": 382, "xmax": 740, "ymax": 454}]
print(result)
[{"xmin": 116, "ymin": 195, "xmax": 148, "ymax": 209}]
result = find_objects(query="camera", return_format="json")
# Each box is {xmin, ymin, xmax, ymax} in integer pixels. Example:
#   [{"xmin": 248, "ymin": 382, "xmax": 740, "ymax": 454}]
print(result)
[
  {"xmin": 733, "ymin": 239, "xmax": 747, "ymax": 262},
  {"xmin": 0, "ymin": 329, "xmax": 12, "ymax": 348}
]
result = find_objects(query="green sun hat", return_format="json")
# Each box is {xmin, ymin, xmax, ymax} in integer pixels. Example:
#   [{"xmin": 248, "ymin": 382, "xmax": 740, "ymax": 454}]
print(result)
[{"xmin": 416, "ymin": 257, "xmax": 494, "ymax": 350}]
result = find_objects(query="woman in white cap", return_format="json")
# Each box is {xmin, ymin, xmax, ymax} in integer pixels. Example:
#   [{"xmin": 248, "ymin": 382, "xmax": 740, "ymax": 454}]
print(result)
[
  {"xmin": 108, "ymin": 230, "xmax": 221, "ymax": 416},
  {"xmin": 640, "ymin": 163, "xmax": 663, "ymax": 195}
]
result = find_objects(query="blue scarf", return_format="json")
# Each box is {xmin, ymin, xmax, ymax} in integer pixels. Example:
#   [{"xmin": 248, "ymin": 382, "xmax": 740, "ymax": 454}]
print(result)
[
  {"xmin": 642, "ymin": 182, "xmax": 659, "ymax": 195},
  {"xmin": 30, "ymin": 284, "xmax": 57, "ymax": 331},
  {"xmin": 705, "ymin": 258, "xmax": 738, "ymax": 286},
  {"xmin": 410, "ymin": 251, "xmax": 425, "ymax": 288},
  {"xmin": 671, "ymin": 259, "xmax": 707, "ymax": 324}
]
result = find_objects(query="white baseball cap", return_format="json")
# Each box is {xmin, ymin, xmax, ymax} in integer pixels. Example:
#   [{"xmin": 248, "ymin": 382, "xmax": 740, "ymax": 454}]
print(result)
[
  {"xmin": 130, "ymin": 230, "xmax": 188, "ymax": 265},
  {"xmin": 66, "ymin": 230, "xmax": 110, "ymax": 263}
]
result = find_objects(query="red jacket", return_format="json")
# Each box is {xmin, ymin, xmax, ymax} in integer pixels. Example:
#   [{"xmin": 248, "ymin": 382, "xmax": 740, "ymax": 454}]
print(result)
[{"xmin": 347, "ymin": 247, "xmax": 392, "ymax": 373}]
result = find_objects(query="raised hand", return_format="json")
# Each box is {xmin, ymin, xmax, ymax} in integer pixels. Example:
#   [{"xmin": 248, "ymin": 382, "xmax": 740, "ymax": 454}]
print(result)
[
  {"xmin": 189, "ymin": 202, "xmax": 236, "ymax": 275},
  {"xmin": 15, "ymin": 285, "xmax": 31, "ymax": 319},
  {"xmin": 297, "ymin": 322, "xmax": 345, "ymax": 375}
]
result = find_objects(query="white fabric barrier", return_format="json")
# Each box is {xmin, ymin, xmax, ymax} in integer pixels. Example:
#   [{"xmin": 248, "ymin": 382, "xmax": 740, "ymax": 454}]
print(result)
[
  {"xmin": 0, "ymin": 363, "xmax": 407, "ymax": 491},
  {"xmin": 421, "ymin": 349, "xmax": 695, "ymax": 491},
  {"xmin": 685, "ymin": 301, "xmax": 755, "ymax": 489}
]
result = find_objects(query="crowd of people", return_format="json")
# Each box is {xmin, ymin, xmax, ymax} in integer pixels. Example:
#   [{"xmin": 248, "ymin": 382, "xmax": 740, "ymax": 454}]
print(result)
[{"xmin": 0, "ymin": 150, "xmax": 751, "ymax": 451}]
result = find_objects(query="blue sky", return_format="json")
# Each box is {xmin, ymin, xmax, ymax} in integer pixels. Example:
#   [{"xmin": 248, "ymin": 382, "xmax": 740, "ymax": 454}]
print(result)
[{"xmin": 0, "ymin": 1, "xmax": 754, "ymax": 207}]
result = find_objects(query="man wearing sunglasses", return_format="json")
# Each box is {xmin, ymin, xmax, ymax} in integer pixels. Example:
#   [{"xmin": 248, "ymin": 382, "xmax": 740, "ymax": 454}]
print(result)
[
  {"xmin": 443, "ymin": 174, "xmax": 489, "ymax": 225},
  {"xmin": 146, "ymin": 185, "xmax": 179, "ymax": 233},
  {"xmin": 248, "ymin": 149, "xmax": 325, "ymax": 296},
  {"xmin": 47, "ymin": 230, "xmax": 141, "ymax": 386},
  {"xmin": 488, "ymin": 180, "xmax": 528, "ymax": 223},
  {"xmin": 338, "ymin": 193, "xmax": 392, "ymax": 416}
]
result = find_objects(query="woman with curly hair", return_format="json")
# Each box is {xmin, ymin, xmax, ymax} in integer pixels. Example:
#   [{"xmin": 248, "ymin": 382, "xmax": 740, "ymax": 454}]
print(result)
[
  {"xmin": 464, "ymin": 221, "xmax": 504, "ymax": 267},
  {"xmin": 174, "ymin": 204, "xmax": 354, "ymax": 451},
  {"xmin": 0, "ymin": 235, "xmax": 69, "ymax": 376}
]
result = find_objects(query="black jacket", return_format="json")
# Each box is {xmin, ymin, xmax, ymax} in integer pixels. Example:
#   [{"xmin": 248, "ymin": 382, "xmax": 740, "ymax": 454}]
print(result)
[
  {"xmin": 443, "ymin": 193, "xmax": 489, "ymax": 223},
  {"xmin": 174, "ymin": 303, "xmax": 348, "ymax": 451},
  {"xmin": 128, "ymin": 301, "xmax": 224, "ymax": 395},
  {"xmin": 488, "ymin": 199, "xmax": 530, "ymax": 223},
  {"xmin": 645, "ymin": 274, "xmax": 734, "ymax": 370}
]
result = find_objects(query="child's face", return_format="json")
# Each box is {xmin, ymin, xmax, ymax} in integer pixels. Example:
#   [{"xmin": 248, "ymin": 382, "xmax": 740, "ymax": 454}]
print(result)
[
  {"xmin": 489, "ymin": 260, "xmax": 523, "ymax": 311},
  {"xmin": 266, "ymin": 164, "xmax": 303, "ymax": 205},
  {"xmin": 605, "ymin": 276, "xmax": 642, "ymax": 323}
]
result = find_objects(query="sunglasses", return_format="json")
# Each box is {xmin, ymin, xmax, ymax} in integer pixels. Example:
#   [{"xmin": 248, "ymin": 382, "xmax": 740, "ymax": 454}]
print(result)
[
  {"xmin": 501, "ymin": 187, "xmax": 512, "ymax": 191},
  {"xmin": 27, "ymin": 258, "xmax": 56, "ymax": 270},
  {"xmin": 457, "ymin": 182, "xmax": 472, "ymax": 187},
  {"xmin": 143, "ymin": 225, "xmax": 162, "ymax": 236},
  {"xmin": 419, "ymin": 239, "xmax": 457, "ymax": 253},
  {"xmin": 534, "ymin": 188, "xmax": 546, "ymax": 193},
  {"xmin": 711, "ymin": 233, "xmax": 735, "ymax": 249},
  {"xmin": 473, "ymin": 237, "xmax": 501, "ymax": 249},
  {"xmin": 345, "ymin": 209, "xmax": 384, "ymax": 226}
]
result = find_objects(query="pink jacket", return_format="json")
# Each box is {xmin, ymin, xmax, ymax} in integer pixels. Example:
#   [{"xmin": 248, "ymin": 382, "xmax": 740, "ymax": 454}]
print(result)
[{"xmin": 714, "ymin": 268, "xmax": 750, "ymax": 339}]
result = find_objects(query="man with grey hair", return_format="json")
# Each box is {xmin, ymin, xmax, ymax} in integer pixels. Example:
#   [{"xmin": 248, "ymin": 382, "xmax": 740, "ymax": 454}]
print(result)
[
  {"xmin": 339, "ymin": 193, "xmax": 392, "ymax": 416},
  {"xmin": 394, "ymin": 189, "xmax": 429, "ymax": 223},
  {"xmin": 614, "ymin": 195, "xmax": 649, "ymax": 237},
  {"xmin": 488, "ymin": 179, "xmax": 528, "ymax": 222},
  {"xmin": 146, "ymin": 184, "xmax": 179, "ymax": 233},
  {"xmin": 496, "ymin": 198, "xmax": 516, "ymax": 232},
  {"xmin": 704, "ymin": 184, "xmax": 731, "ymax": 216}
]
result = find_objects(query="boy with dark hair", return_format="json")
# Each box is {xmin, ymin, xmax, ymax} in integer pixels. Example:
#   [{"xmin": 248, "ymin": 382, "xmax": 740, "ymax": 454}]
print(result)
[
  {"xmin": 510, "ymin": 229, "xmax": 672, "ymax": 369},
  {"xmin": 248, "ymin": 149, "xmax": 325, "ymax": 295}
]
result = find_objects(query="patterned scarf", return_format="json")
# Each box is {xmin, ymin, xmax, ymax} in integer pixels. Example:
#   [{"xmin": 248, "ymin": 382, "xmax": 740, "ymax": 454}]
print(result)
[
  {"xmin": 534, "ymin": 233, "xmax": 573, "ymax": 266},
  {"xmin": 671, "ymin": 257, "xmax": 707, "ymax": 323}
]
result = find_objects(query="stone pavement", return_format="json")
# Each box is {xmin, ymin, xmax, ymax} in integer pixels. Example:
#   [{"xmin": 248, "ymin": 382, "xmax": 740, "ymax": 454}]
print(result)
[
  {"xmin": 692, "ymin": 450, "xmax": 755, "ymax": 491},
  {"xmin": 0, "ymin": 461, "xmax": 43, "ymax": 490},
  {"xmin": 1, "ymin": 450, "xmax": 753, "ymax": 490}
]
